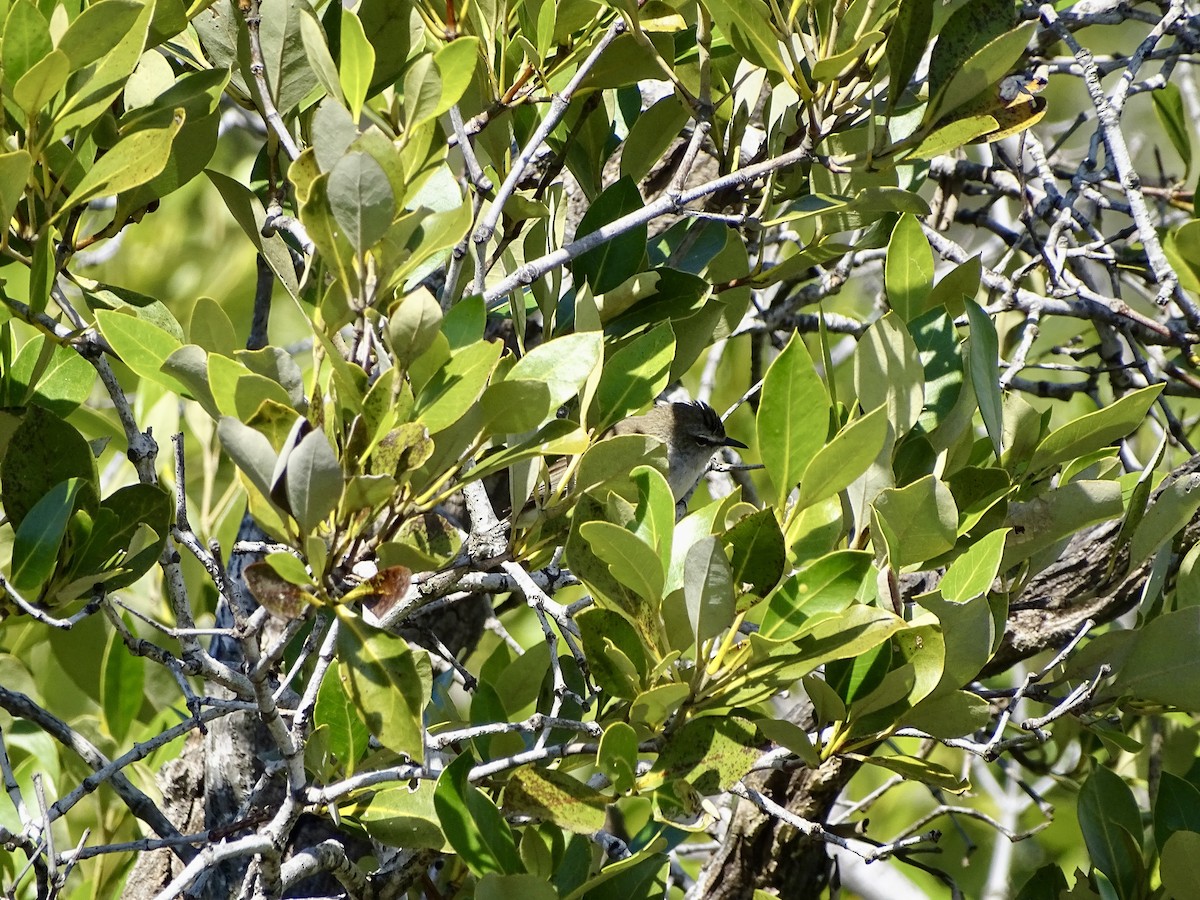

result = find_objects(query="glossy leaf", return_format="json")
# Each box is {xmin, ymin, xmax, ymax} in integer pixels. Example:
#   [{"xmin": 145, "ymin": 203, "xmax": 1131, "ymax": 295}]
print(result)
[
  {"xmin": 593, "ymin": 324, "xmax": 675, "ymax": 430},
  {"xmin": 508, "ymin": 332, "xmax": 603, "ymax": 409},
  {"xmin": 885, "ymin": 0, "xmax": 932, "ymax": 111},
  {"xmin": 683, "ymin": 536, "xmax": 735, "ymax": 646},
  {"xmin": 885, "ymin": 213, "xmax": 934, "ymax": 321},
  {"xmin": 760, "ymin": 551, "xmax": 873, "ymax": 641},
  {"xmin": 433, "ymin": 751, "xmax": 523, "ymax": 877},
  {"xmin": 579, "ymin": 520, "xmax": 664, "ymax": 601},
  {"xmin": 10, "ymin": 478, "xmax": 87, "ymax": 593},
  {"xmin": 68, "ymin": 113, "xmax": 184, "ymax": 211},
  {"xmin": 100, "ymin": 619, "xmax": 145, "ymax": 742},
  {"xmin": 797, "ymin": 405, "xmax": 888, "ymax": 510},
  {"xmin": 724, "ymin": 508, "xmax": 785, "ymax": 595},
  {"xmin": 965, "ymin": 300, "xmax": 1004, "ymax": 460},
  {"xmin": 1029, "ymin": 384, "xmax": 1164, "ymax": 472},
  {"xmin": 328, "ymin": 151, "xmax": 395, "ymax": 256},
  {"xmin": 757, "ymin": 333, "xmax": 830, "ymax": 509},
  {"xmin": 648, "ymin": 716, "xmax": 759, "ymax": 795},
  {"xmin": 1077, "ymin": 766, "xmax": 1144, "ymax": 900},
  {"xmin": 1153, "ymin": 83, "xmax": 1192, "ymax": 177},
  {"xmin": 284, "ymin": 428, "xmax": 343, "ymax": 534},
  {"xmin": 1154, "ymin": 771, "xmax": 1200, "ymax": 852},
  {"xmin": 503, "ymin": 767, "xmax": 607, "ymax": 834},
  {"xmin": 572, "ymin": 177, "xmax": 647, "ymax": 293},
  {"xmin": 1, "ymin": 407, "xmax": 97, "ymax": 530},
  {"xmin": 853, "ymin": 312, "xmax": 924, "ymax": 438},
  {"xmin": 337, "ymin": 613, "xmax": 430, "ymax": 758},
  {"xmin": 872, "ymin": 475, "xmax": 958, "ymax": 567},
  {"xmin": 597, "ymin": 722, "xmax": 639, "ymax": 794},
  {"xmin": 339, "ymin": 8, "xmax": 374, "ymax": 120},
  {"xmin": 1130, "ymin": 471, "xmax": 1200, "ymax": 565},
  {"xmin": 940, "ymin": 529, "xmax": 1009, "ymax": 602}
]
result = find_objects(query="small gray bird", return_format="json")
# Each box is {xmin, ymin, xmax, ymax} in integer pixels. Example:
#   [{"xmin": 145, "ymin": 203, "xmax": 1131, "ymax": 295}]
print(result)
[{"xmin": 609, "ymin": 401, "xmax": 748, "ymax": 501}]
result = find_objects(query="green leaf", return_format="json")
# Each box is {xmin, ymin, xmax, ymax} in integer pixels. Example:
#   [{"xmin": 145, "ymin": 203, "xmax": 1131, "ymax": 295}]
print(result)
[
  {"xmin": 336, "ymin": 613, "xmax": 430, "ymax": 758},
  {"xmin": 927, "ymin": 0, "xmax": 1019, "ymax": 112},
  {"xmin": 1, "ymin": 407, "xmax": 98, "ymax": 530},
  {"xmin": 797, "ymin": 405, "xmax": 888, "ymax": 509},
  {"xmin": 1153, "ymin": 83, "xmax": 1192, "ymax": 178},
  {"xmin": 622, "ymin": 96, "xmax": 691, "ymax": 184},
  {"xmin": 756, "ymin": 717, "xmax": 819, "ymax": 766},
  {"xmin": 402, "ymin": 53, "xmax": 440, "ymax": 132},
  {"xmin": 964, "ymin": 300, "xmax": 1004, "ymax": 460},
  {"xmin": 885, "ymin": 216, "xmax": 933, "ymax": 321},
  {"xmin": 1004, "ymin": 480, "xmax": 1124, "ymax": 567},
  {"xmin": 508, "ymin": 332, "xmax": 604, "ymax": 409},
  {"xmin": 503, "ymin": 766, "xmax": 607, "ymax": 834},
  {"xmin": 1078, "ymin": 767, "xmax": 1144, "ymax": 900},
  {"xmin": 387, "ymin": 289, "xmax": 443, "ymax": 367},
  {"xmin": 940, "ymin": 528, "xmax": 1009, "ymax": 602},
  {"xmin": 11, "ymin": 478, "xmax": 87, "ymax": 593},
  {"xmin": 934, "ymin": 22, "xmax": 1036, "ymax": 120},
  {"xmin": 757, "ymin": 333, "xmax": 830, "ymax": 509},
  {"xmin": 299, "ymin": 7, "xmax": 343, "ymax": 105},
  {"xmin": 328, "ymin": 151, "xmax": 396, "ymax": 256},
  {"xmin": 0, "ymin": 151, "xmax": 32, "ymax": 238},
  {"xmin": 356, "ymin": 781, "xmax": 446, "ymax": 850},
  {"xmin": 478, "ymin": 874, "xmax": 559, "ymax": 900},
  {"xmin": 1154, "ymin": 772, "xmax": 1200, "ymax": 852},
  {"xmin": 705, "ymin": 0, "xmax": 787, "ymax": 76},
  {"xmin": 579, "ymin": 521, "xmax": 664, "ymax": 602},
  {"xmin": 7, "ymin": 337, "xmax": 93, "ymax": 417},
  {"xmin": 339, "ymin": 8, "xmax": 375, "ymax": 120},
  {"xmin": 856, "ymin": 754, "xmax": 968, "ymax": 793},
  {"xmin": 1029, "ymin": 384, "xmax": 1165, "ymax": 472},
  {"xmin": 1109, "ymin": 607, "xmax": 1200, "ymax": 711},
  {"xmin": 101, "ymin": 619, "xmax": 145, "ymax": 742},
  {"xmin": 433, "ymin": 751, "xmax": 524, "ymax": 877},
  {"xmin": 724, "ymin": 508, "xmax": 785, "ymax": 595},
  {"xmin": 907, "ymin": 114, "xmax": 998, "ymax": 160},
  {"xmin": 66, "ymin": 112, "xmax": 184, "ymax": 213},
  {"xmin": 597, "ymin": 722, "xmax": 639, "ymax": 794},
  {"xmin": 207, "ymin": 168, "xmax": 300, "ymax": 299},
  {"xmin": 414, "ymin": 338, "xmax": 502, "ymax": 433},
  {"xmin": 283, "ymin": 428, "xmax": 343, "ymax": 534},
  {"xmin": 594, "ymin": 323, "xmax": 675, "ymax": 430},
  {"xmin": 760, "ymin": 550, "xmax": 873, "ymax": 641},
  {"xmin": 812, "ymin": 30, "xmax": 884, "ymax": 82},
  {"xmin": 853, "ymin": 312, "xmax": 924, "ymax": 438},
  {"xmin": 630, "ymin": 465, "xmax": 675, "ymax": 568},
  {"xmin": 479, "ymin": 380, "xmax": 553, "ymax": 434},
  {"xmin": 50, "ymin": 0, "xmax": 152, "ymax": 136},
  {"xmin": 885, "ymin": 0, "xmax": 932, "ymax": 111},
  {"xmin": 1161, "ymin": 832, "xmax": 1200, "ymax": 900},
  {"xmin": 2, "ymin": 0, "xmax": 52, "ymax": 87},
  {"xmin": 649, "ymin": 716, "xmax": 759, "ymax": 794},
  {"xmin": 66, "ymin": 484, "xmax": 171, "ymax": 593},
  {"xmin": 1130, "ymin": 471, "xmax": 1200, "ymax": 565},
  {"xmin": 572, "ymin": 177, "xmax": 647, "ymax": 294},
  {"xmin": 432, "ymin": 37, "xmax": 479, "ymax": 119},
  {"xmin": 263, "ymin": 551, "xmax": 314, "ymax": 587},
  {"xmin": 13, "ymin": 49, "xmax": 69, "ymax": 116},
  {"xmin": 872, "ymin": 475, "xmax": 958, "ymax": 567},
  {"xmin": 684, "ymin": 536, "xmax": 735, "ymax": 646},
  {"xmin": 928, "ymin": 255, "xmax": 982, "ymax": 315},
  {"xmin": 1014, "ymin": 865, "xmax": 1070, "ymax": 900},
  {"xmin": 316, "ymin": 667, "xmax": 370, "ymax": 775},
  {"xmin": 578, "ymin": 608, "xmax": 646, "ymax": 699}
]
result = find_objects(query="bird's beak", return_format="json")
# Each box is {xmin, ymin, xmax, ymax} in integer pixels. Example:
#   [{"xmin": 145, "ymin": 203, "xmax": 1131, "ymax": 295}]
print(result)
[{"xmin": 723, "ymin": 436, "xmax": 749, "ymax": 450}]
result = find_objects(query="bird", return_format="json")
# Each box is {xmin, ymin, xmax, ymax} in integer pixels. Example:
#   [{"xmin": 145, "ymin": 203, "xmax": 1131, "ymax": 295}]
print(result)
[
  {"xmin": 608, "ymin": 400, "xmax": 748, "ymax": 502},
  {"xmin": 510, "ymin": 400, "xmax": 748, "ymax": 533}
]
